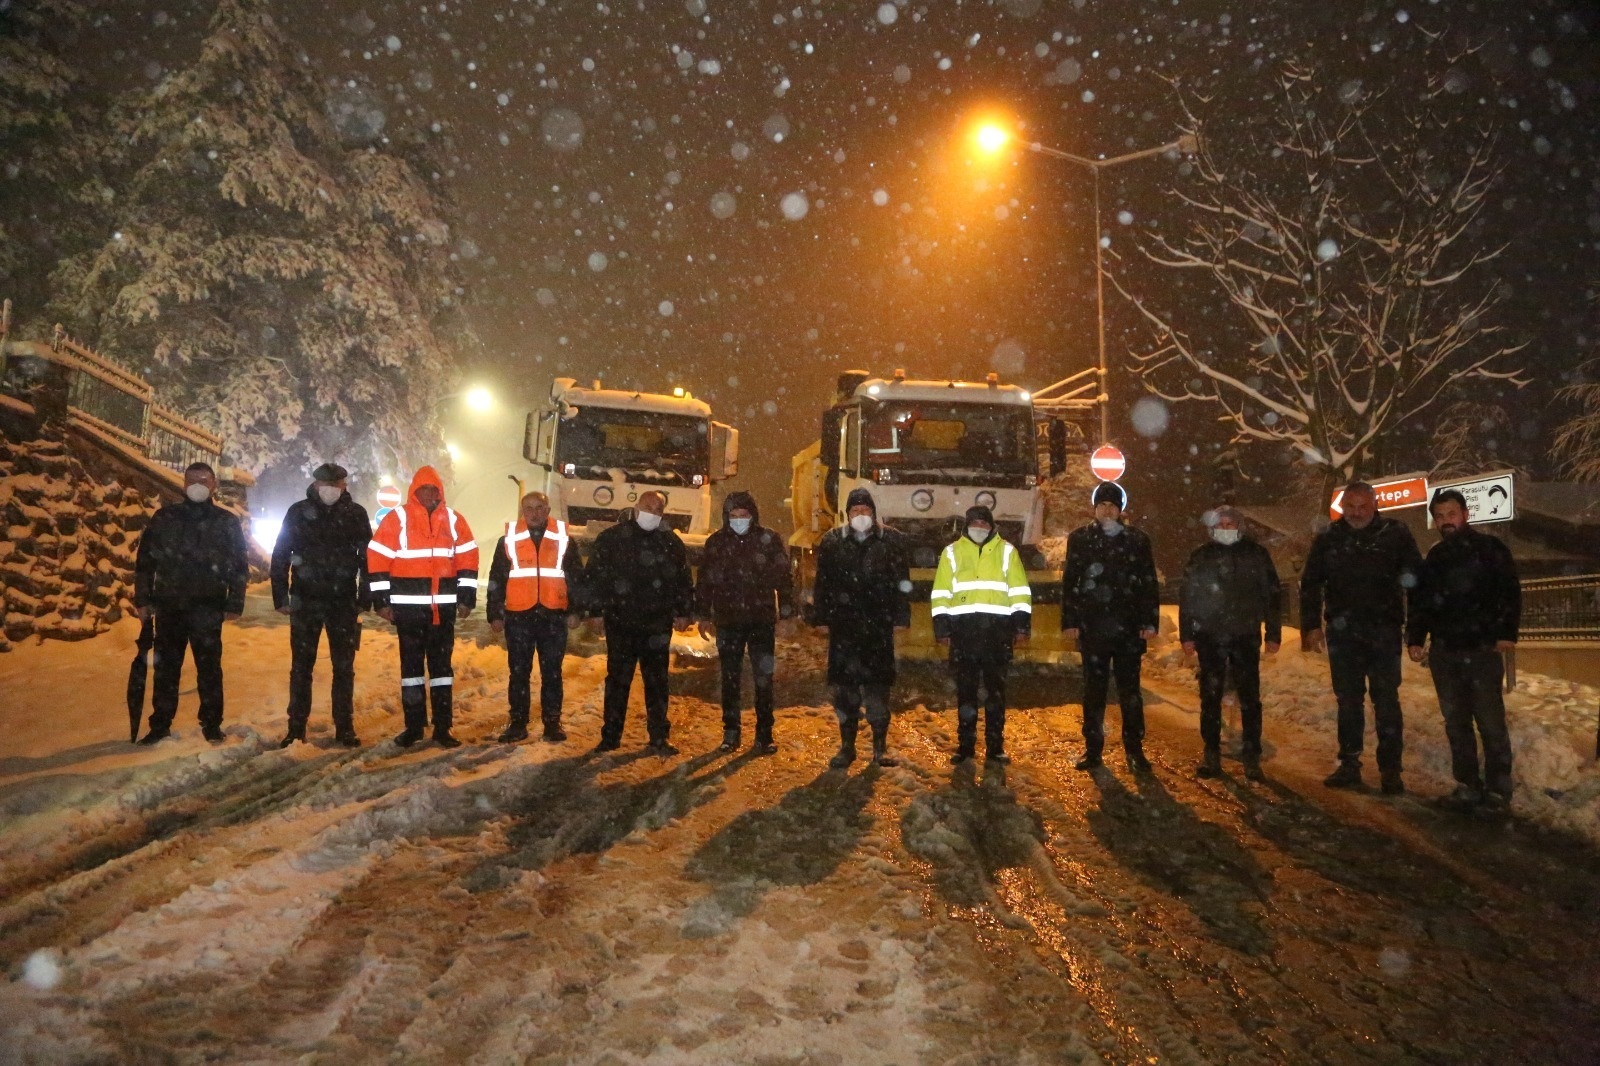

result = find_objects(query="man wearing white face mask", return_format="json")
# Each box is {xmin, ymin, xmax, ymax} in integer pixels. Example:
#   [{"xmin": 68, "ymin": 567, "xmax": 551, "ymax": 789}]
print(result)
[
  {"xmin": 586, "ymin": 490, "xmax": 695, "ymax": 754},
  {"xmin": 1179, "ymin": 505, "xmax": 1282, "ymax": 780},
  {"xmin": 133, "ymin": 462, "xmax": 249, "ymax": 745},
  {"xmin": 271, "ymin": 463, "xmax": 372, "ymax": 748}
]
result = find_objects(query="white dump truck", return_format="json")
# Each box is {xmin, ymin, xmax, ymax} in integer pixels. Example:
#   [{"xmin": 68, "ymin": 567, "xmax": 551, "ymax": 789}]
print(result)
[{"xmin": 522, "ymin": 378, "xmax": 739, "ymax": 553}]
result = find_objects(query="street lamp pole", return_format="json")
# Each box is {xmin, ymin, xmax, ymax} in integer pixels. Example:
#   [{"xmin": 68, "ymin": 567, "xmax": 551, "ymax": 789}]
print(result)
[{"xmin": 1027, "ymin": 135, "xmax": 1197, "ymax": 445}]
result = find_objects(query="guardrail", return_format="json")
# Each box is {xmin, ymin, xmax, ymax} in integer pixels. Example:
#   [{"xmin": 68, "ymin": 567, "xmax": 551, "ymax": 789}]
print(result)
[
  {"xmin": 0, "ymin": 300, "xmax": 224, "ymax": 472},
  {"xmin": 1519, "ymin": 573, "xmax": 1600, "ymax": 642}
]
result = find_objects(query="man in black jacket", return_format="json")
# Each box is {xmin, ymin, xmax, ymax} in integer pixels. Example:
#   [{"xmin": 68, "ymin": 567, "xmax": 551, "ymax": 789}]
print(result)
[
  {"xmin": 1062, "ymin": 482, "xmax": 1160, "ymax": 772},
  {"xmin": 586, "ymin": 490, "xmax": 695, "ymax": 755},
  {"xmin": 134, "ymin": 462, "xmax": 250, "ymax": 745},
  {"xmin": 697, "ymin": 491, "xmax": 794, "ymax": 755},
  {"xmin": 1179, "ymin": 506, "xmax": 1282, "ymax": 780},
  {"xmin": 486, "ymin": 492, "xmax": 585, "ymax": 744},
  {"xmin": 1407, "ymin": 489, "xmax": 1520, "ymax": 811},
  {"xmin": 1300, "ymin": 481, "xmax": 1424, "ymax": 793},
  {"xmin": 271, "ymin": 463, "xmax": 372, "ymax": 748},
  {"xmin": 808, "ymin": 488, "xmax": 911, "ymax": 769}
]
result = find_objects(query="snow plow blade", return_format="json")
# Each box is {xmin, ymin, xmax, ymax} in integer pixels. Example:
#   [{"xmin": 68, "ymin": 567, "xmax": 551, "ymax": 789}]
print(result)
[{"xmin": 895, "ymin": 570, "xmax": 1074, "ymax": 665}]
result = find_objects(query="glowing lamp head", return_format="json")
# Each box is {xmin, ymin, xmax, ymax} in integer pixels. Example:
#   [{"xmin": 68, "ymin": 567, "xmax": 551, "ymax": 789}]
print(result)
[
  {"xmin": 974, "ymin": 123, "xmax": 1010, "ymax": 156},
  {"xmin": 464, "ymin": 386, "xmax": 493, "ymax": 412}
]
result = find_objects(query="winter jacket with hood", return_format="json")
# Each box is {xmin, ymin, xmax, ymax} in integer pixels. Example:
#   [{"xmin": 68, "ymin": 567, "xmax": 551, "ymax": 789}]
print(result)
[
  {"xmin": 809, "ymin": 488, "xmax": 911, "ymax": 685},
  {"xmin": 1406, "ymin": 525, "xmax": 1520, "ymax": 651},
  {"xmin": 1060, "ymin": 519, "xmax": 1160, "ymax": 648},
  {"xmin": 585, "ymin": 508, "xmax": 696, "ymax": 631},
  {"xmin": 271, "ymin": 485, "xmax": 372, "ymax": 611},
  {"xmin": 1299, "ymin": 513, "xmax": 1422, "ymax": 636},
  {"xmin": 1178, "ymin": 535, "xmax": 1282, "ymax": 645},
  {"xmin": 135, "ymin": 494, "xmax": 249, "ymax": 614},
  {"xmin": 696, "ymin": 491, "xmax": 795, "ymax": 626},
  {"xmin": 366, "ymin": 466, "xmax": 479, "ymax": 626}
]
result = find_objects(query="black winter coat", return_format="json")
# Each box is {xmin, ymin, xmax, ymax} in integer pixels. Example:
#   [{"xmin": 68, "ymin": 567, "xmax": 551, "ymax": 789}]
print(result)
[
  {"xmin": 270, "ymin": 487, "xmax": 372, "ymax": 610},
  {"xmin": 1406, "ymin": 527, "xmax": 1520, "ymax": 651},
  {"xmin": 809, "ymin": 524, "xmax": 911, "ymax": 685},
  {"xmin": 697, "ymin": 492, "xmax": 794, "ymax": 626},
  {"xmin": 1060, "ymin": 522, "xmax": 1159, "ymax": 649},
  {"xmin": 1179, "ymin": 537, "xmax": 1282, "ymax": 645},
  {"xmin": 585, "ymin": 519, "xmax": 695, "ymax": 631},
  {"xmin": 135, "ymin": 498, "xmax": 249, "ymax": 614},
  {"xmin": 1299, "ymin": 515, "xmax": 1422, "ymax": 635}
]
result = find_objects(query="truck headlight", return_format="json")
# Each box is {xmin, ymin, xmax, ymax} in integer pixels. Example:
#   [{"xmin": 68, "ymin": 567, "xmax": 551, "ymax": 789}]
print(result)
[
  {"xmin": 593, "ymin": 485, "xmax": 614, "ymax": 505},
  {"xmin": 911, "ymin": 489, "xmax": 934, "ymax": 512},
  {"xmin": 975, "ymin": 490, "xmax": 997, "ymax": 509}
]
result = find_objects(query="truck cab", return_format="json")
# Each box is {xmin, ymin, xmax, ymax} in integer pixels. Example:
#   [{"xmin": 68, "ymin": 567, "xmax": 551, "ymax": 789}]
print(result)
[{"xmin": 524, "ymin": 378, "xmax": 739, "ymax": 551}]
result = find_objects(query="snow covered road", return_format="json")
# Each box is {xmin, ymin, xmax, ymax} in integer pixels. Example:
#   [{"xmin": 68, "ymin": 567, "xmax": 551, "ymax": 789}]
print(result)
[{"xmin": 2, "ymin": 593, "xmax": 1598, "ymax": 1064}]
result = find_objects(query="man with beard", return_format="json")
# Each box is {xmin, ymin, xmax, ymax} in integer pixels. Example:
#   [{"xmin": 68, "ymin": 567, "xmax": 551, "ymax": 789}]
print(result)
[{"xmin": 1407, "ymin": 489, "xmax": 1520, "ymax": 811}]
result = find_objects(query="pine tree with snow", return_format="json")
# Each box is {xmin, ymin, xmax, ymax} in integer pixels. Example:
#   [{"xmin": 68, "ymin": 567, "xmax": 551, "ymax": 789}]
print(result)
[
  {"xmin": 48, "ymin": 0, "xmax": 473, "ymax": 478},
  {"xmin": 0, "ymin": 0, "xmax": 104, "ymax": 320}
]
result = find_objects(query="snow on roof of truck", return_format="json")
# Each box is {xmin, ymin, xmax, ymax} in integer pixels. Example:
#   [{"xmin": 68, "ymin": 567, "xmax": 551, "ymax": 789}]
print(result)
[
  {"xmin": 551, "ymin": 378, "xmax": 712, "ymax": 417},
  {"xmin": 850, "ymin": 376, "xmax": 1032, "ymax": 405}
]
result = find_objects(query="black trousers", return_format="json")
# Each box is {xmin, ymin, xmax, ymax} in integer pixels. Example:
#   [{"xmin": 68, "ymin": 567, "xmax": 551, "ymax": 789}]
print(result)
[
  {"xmin": 951, "ymin": 659, "xmax": 1007, "ymax": 754},
  {"xmin": 1080, "ymin": 640, "xmax": 1145, "ymax": 756},
  {"xmin": 505, "ymin": 609, "xmax": 568, "ymax": 730},
  {"xmin": 286, "ymin": 599, "xmax": 359, "ymax": 733},
  {"xmin": 150, "ymin": 605, "xmax": 225, "ymax": 732},
  {"xmin": 830, "ymin": 682, "xmax": 890, "ymax": 732},
  {"xmin": 1195, "ymin": 634, "xmax": 1263, "ymax": 754},
  {"xmin": 397, "ymin": 618, "xmax": 455, "ymax": 735},
  {"xmin": 603, "ymin": 624, "xmax": 672, "ymax": 745},
  {"xmin": 1327, "ymin": 625, "xmax": 1404, "ymax": 771},
  {"xmin": 1430, "ymin": 647, "xmax": 1513, "ymax": 797},
  {"xmin": 717, "ymin": 622, "xmax": 776, "ymax": 741}
]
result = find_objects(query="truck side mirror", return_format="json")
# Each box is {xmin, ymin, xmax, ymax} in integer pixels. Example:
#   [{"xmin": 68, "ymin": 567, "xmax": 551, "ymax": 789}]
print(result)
[
  {"xmin": 711, "ymin": 421, "xmax": 740, "ymax": 480},
  {"xmin": 525, "ymin": 410, "xmax": 555, "ymax": 468}
]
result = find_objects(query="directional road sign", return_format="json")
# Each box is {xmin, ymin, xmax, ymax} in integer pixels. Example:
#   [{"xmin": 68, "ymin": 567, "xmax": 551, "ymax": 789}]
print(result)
[
  {"xmin": 1330, "ymin": 475, "xmax": 1429, "ymax": 521},
  {"xmin": 1427, "ymin": 472, "xmax": 1515, "ymax": 527}
]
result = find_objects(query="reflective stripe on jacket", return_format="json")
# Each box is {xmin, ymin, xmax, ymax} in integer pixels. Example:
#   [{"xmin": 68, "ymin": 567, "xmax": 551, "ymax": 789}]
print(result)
[
  {"xmin": 366, "ymin": 466, "xmax": 479, "ymax": 625},
  {"xmin": 931, "ymin": 536, "xmax": 1032, "ymax": 635},
  {"xmin": 502, "ymin": 518, "xmax": 570, "ymax": 612}
]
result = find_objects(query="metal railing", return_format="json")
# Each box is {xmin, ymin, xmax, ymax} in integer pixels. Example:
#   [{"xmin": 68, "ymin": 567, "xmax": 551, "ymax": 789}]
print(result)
[
  {"xmin": 1518, "ymin": 574, "xmax": 1600, "ymax": 642},
  {"xmin": 0, "ymin": 300, "xmax": 224, "ymax": 472}
]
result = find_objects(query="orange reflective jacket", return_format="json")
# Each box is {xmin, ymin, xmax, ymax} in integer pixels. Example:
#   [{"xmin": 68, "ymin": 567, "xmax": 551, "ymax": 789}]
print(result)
[{"xmin": 366, "ymin": 466, "xmax": 479, "ymax": 625}]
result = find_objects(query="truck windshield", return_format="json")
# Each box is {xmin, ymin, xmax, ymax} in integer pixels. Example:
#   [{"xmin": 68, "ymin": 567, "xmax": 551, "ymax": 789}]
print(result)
[
  {"xmin": 555, "ymin": 407, "xmax": 709, "ymax": 482},
  {"xmin": 860, "ymin": 401, "xmax": 1035, "ymax": 476}
]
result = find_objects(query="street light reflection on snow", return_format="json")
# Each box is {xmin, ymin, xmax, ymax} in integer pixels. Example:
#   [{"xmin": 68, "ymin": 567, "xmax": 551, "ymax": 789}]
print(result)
[{"xmin": 252, "ymin": 515, "xmax": 282, "ymax": 553}]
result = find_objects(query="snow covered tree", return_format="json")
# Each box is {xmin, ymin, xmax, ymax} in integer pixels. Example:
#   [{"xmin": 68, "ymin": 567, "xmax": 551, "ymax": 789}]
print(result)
[
  {"xmin": 0, "ymin": 0, "xmax": 102, "ymax": 319},
  {"xmin": 49, "ymin": 0, "xmax": 472, "ymax": 478},
  {"xmin": 1119, "ymin": 60, "xmax": 1527, "ymax": 497}
]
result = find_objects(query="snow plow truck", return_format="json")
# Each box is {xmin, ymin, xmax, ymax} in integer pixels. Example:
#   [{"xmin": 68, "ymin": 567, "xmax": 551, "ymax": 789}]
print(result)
[
  {"xmin": 789, "ymin": 369, "xmax": 1076, "ymax": 664},
  {"xmin": 522, "ymin": 378, "xmax": 740, "ymax": 555}
]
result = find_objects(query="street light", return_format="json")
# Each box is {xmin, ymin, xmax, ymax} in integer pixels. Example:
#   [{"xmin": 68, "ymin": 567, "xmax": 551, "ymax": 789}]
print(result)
[{"xmin": 1025, "ymin": 133, "xmax": 1197, "ymax": 445}]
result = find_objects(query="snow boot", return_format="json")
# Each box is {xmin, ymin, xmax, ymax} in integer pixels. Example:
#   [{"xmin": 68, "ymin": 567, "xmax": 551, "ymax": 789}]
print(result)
[
  {"xmin": 1241, "ymin": 752, "xmax": 1264, "ymax": 782},
  {"xmin": 1196, "ymin": 747, "xmax": 1222, "ymax": 778},
  {"xmin": 1380, "ymin": 769, "xmax": 1405, "ymax": 796},
  {"xmin": 718, "ymin": 728, "xmax": 742, "ymax": 753},
  {"xmin": 829, "ymin": 720, "xmax": 859, "ymax": 769},
  {"xmin": 498, "ymin": 724, "xmax": 530, "ymax": 744},
  {"xmin": 870, "ymin": 722, "xmax": 899, "ymax": 768},
  {"xmin": 393, "ymin": 729, "xmax": 424, "ymax": 748},
  {"xmin": 1323, "ymin": 759, "xmax": 1363, "ymax": 789}
]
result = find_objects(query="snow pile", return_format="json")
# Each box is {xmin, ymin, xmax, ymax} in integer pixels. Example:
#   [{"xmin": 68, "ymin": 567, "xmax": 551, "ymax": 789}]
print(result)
[
  {"xmin": 1144, "ymin": 610, "xmax": 1600, "ymax": 846},
  {"xmin": 0, "ymin": 435, "xmax": 154, "ymax": 649}
]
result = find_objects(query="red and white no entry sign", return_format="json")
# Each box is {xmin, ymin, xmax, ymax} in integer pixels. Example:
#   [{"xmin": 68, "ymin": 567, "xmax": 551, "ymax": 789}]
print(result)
[
  {"xmin": 376, "ymin": 486, "xmax": 402, "ymax": 509},
  {"xmin": 1089, "ymin": 445, "xmax": 1126, "ymax": 482}
]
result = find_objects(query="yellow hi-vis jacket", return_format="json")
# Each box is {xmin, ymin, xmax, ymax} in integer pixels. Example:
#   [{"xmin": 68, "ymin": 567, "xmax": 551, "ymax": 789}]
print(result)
[{"xmin": 930, "ymin": 535, "xmax": 1033, "ymax": 647}]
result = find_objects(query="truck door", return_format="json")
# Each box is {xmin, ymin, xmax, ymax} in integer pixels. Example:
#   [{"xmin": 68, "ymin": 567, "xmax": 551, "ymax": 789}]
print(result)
[{"xmin": 710, "ymin": 421, "xmax": 740, "ymax": 480}]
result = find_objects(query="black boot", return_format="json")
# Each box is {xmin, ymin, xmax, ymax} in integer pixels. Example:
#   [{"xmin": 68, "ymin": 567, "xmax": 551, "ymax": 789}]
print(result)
[
  {"xmin": 498, "ymin": 723, "xmax": 530, "ymax": 743},
  {"xmin": 279, "ymin": 724, "xmax": 306, "ymax": 749},
  {"xmin": 829, "ymin": 720, "xmax": 859, "ymax": 769},
  {"xmin": 951, "ymin": 712, "xmax": 976, "ymax": 765},
  {"xmin": 718, "ymin": 728, "xmax": 742, "ymax": 753},
  {"xmin": 1324, "ymin": 759, "xmax": 1363, "ymax": 789},
  {"xmin": 1196, "ymin": 746, "xmax": 1222, "ymax": 778},
  {"xmin": 870, "ymin": 721, "xmax": 899, "ymax": 768}
]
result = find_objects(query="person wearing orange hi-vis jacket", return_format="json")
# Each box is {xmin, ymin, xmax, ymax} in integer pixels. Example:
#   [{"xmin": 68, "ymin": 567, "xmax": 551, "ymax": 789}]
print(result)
[{"xmin": 367, "ymin": 466, "xmax": 479, "ymax": 749}]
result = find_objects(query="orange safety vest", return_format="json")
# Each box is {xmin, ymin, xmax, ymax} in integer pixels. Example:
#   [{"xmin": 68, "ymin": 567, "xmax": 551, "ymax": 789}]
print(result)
[{"xmin": 502, "ymin": 517, "xmax": 570, "ymax": 612}]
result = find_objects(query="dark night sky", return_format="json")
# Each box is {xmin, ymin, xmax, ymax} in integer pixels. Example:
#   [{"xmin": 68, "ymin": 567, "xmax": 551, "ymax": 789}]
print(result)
[{"xmin": 77, "ymin": 0, "xmax": 1600, "ymax": 545}]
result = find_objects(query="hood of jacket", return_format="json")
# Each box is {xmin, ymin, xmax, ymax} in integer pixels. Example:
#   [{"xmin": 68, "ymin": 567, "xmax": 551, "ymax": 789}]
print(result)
[
  {"xmin": 845, "ymin": 487, "xmax": 877, "ymax": 519},
  {"xmin": 408, "ymin": 465, "xmax": 447, "ymax": 508},
  {"xmin": 722, "ymin": 490, "xmax": 760, "ymax": 528}
]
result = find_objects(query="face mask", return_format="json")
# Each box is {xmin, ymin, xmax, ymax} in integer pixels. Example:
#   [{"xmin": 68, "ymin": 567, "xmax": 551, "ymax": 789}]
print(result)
[
  {"xmin": 316, "ymin": 485, "xmax": 342, "ymax": 507},
  {"xmin": 636, "ymin": 511, "xmax": 662, "ymax": 532},
  {"xmin": 1098, "ymin": 518, "xmax": 1123, "ymax": 536},
  {"xmin": 849, "ymin": 514, "xmax": 874, "ymax": 534},
  {"xmin": 185, "ymin": 483, "xmax": 212, "ymax": 503},
  {"xmin": 729, "ymin": 517, "xmax": 752, "ymax": 535},
  {"xmin": 1211, "ymin": 528, "xmax": 1241, "ymax": 546},
  {"xmin": 968, "ymin": 527, "xmax": 990, "ymax": 544}
]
